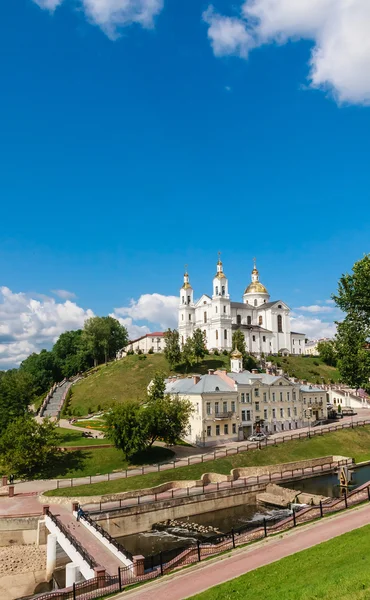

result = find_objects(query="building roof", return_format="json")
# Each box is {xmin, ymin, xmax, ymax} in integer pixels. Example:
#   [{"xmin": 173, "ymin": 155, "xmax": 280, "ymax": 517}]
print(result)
[
  {"xmin": 300, "ymin": 385, "xmax": 324, "ymax": 393},
  {"xmin": 291, "ymin": 331, "xmax": 306, "ymax": 336},
  {"xmin": 128, "ymin": 332, "xmax": 164, "ymax": 344},
  {"xmin": 232, "ymin": 324, "xmax": 273, "ymax": 333},
  {"xmin": 231, "ymin": 301, "xmax": 250, "ymax": 309},
  {"xmin": 165, "ymin": 374, "xmax": 235, "ymax": 395}
]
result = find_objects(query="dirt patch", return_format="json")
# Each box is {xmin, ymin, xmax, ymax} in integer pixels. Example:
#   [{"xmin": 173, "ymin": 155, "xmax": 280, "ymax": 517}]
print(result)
[{"xmin": 0, "ymin": 544, "xmax": 46, "ymax": 575}]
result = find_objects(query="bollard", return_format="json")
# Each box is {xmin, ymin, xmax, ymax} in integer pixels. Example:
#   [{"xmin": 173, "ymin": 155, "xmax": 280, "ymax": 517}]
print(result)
[
  {"xmin": 197, "ymin": 540, "xmax": 201, "ymax": 562},
  {"xmin": 8, "ymin": 485, "xmax": 14, "ymax": 498},
  {"xmin": 263, "ymin": 518, "xmax": 267, "ymax": 537},
  {"xmin": 320, "ymin": 501, "xmax": 323, "ymax": 518},
  {"xmin": 2, "ymin": 475, "xmax": 7, "ymax": 487},
  {"xmin": 43, "ymin": 505, "xmax": 50, "ymax": 515},
  {"xmin": 94, "ymin": 567, "xmax": 106, "ymax": 589}
]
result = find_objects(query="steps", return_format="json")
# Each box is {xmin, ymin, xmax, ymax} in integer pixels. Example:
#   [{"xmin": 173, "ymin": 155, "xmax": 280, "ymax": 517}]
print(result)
[{"xmin": 42, "ymin": 380, "xmax": 70, "ymax": 418}]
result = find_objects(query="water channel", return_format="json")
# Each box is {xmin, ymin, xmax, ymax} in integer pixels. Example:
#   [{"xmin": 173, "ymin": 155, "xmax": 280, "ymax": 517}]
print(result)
[{"xmin": 116, "ymin": 463, "xmax": 370, "ymax": 558}]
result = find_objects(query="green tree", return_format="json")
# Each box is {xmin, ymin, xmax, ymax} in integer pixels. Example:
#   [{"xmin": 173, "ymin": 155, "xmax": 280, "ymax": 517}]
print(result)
[
  {"xmin": 164, "ymin": 329, "xmax": 181, "ymax": 368},
  {"xmin": 83, "ymin": 316, "xmax": 128, "ymax": 365},
  {"xmin": 20, "ymin": 350, "xmax": 62, "ymax": 396},
  {"xmin": 335, "ymin": 320, "xmax": 370, "ymax": 390},
  {"xmin": 105, "ymin": 402, "xmax": 147, "ymax": 459},
  {"xmin": 0, "ymin": 370, "xmax": 36, "ymax": 434},
  {"xmin": 192, "ymin": 328, "xmax": 206, "ymax": 363},
  {"xmin": 317, "ymin": 340, "xmax": 337, "ymax": 367},
  {"xmin": 159, "ymin": 396, "xmax": 193, "ymax": 446},
  {"xmin": 52, "ymin": 330, "xmax": 93, "ymax": 377},
  {"xmin": 333, "ymin": 254, "xmax": 370, "ymax": 327},
  {"xmin": 0, "ymin": 416, "xmax": 59, "ymax": 478},
  {"xmin": 232, "ymin": 330, "xmax": 257, "ymax": 371},
  {"xmin": 182, "ymin": 337, "xmax": 195, "ymax": 372}
]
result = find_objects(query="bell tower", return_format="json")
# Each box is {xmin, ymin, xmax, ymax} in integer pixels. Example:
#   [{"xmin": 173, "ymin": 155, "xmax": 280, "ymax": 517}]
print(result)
[{"xmin": 178, "ymin": 266, "xmax": 195, "ymax": 347}]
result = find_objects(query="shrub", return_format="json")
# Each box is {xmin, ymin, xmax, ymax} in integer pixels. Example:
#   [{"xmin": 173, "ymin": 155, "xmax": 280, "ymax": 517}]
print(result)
[
  {"xmin": 127, "ymin": 349, "xmax": 134, "ymax": 356},
  {"xmin": 313, "ymin": 360, "xmax": 320, "ymax": 366},
  {"xmin": 214, "ymin": 349, "xmax": 219, "ymax": 356},
  {"xmin": 137, "ymin": 349, "xmax": 143, "ymax": 355},
  {"xmin": 222, "ymin": 349, "xmax": 228, "ymax": 356},
  {"xmin": 138, "ymin": 354, "xmax": 147, "ymax": 361},
  {"xmin": 148, "ymin": 348, "xmax": 154, "ymax": 354}
]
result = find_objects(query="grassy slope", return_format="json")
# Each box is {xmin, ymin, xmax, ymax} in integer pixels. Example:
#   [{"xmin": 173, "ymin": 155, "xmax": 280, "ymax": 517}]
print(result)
[
  {"xmin": 66, "ymin": 354, "xmax": 230, "ymax": 416},
  {"xmin": 190, "ymin": 525, "xmax": 370, "ymax": 600},
  {"xmin": 46, "ymin": 445, "xmax": 175, "ymax": 479},
  {"xmin": 46, "ymin": 425, "xmax": 370, "ymax": 496},
  {"xmin": 269, "ymin": 355, "xmax": 340, "ymax": 383}
]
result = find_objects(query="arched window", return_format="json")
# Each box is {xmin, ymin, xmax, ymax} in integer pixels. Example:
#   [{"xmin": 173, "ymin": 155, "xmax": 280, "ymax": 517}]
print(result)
[
  {"xmin": 254, "ymin": 299, "xmax": 257, "ymax": 307},
  {"xmin": 215, "ymin": 286, "xmax": 219, "ymax": 295},
  {"xmin": 277, "ymin": 314, "xmax": 283, "ymax": 332},
  {"xmin": 181, "ymin": 336, "xmax": 184, "ymax": 345},
  {"xmin": 222, "ymin": 286, "xmax": 225, "ymax": 296},
  {"xmin": 216, "ymin": 330, "xmax": 219, "ymax": 341},
  {"xmin": 259, "ymin": 316, "xmax": 263, "ymax": 326},
  {"xmin": 224, "ymin": 329, "xmax": 227, "ymax": 340},
  {"xmin": 237, "ymin": 315, "xmax": 241, "ymax": 325},
  {"xmin": 187, "ymin": 296, "xmax": 191, "ymax": 304},
  {"xmin": 247, "ymin": 316, "xmax": 252, "ymax": 325},
  {"xmin": 204, "ymin": 312, "xmax": 207, "ymax": 323},
  {"xmin": 182, "ymin": 296, "xmax": 184, "ymax": 304}
]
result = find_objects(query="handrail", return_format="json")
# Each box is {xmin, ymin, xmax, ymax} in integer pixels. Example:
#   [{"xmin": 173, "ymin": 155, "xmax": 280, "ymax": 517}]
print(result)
[
  {"xmin": 45, "ymin": 509, "xmax": 98, "ymax": 569},
  {"xmin": 79, "ymin": 509, "xmax": 133, "ymax": 562}
]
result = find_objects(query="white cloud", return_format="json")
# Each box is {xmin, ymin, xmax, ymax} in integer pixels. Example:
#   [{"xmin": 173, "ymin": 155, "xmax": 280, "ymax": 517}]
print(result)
[
  {"xmin": 291, "ymin": 312, "xmax": 337, "ymax": 339},
  {"xmin": 110, "ymin": 314, "xmax": 150, "ymax": 340},
  {"xmin": 0, "ymin": 287, "xmax": 94, "ymax": 369},
  {"xmin": 296, "ymin": 304, "xmax": 333, "ymax": 314},
  {"xmin": 51, "ymin": 289, "xmax": 77, "ymax": 300},
  {"xmin": 204, "ymin": 0, "xmax": 370, "ymax": 105},
  {"xmin": 32, "ymin": 0, "xmax": 164, "ymax": 39},
  {"xmin": 114, "ymin": 293, "xmax": 178, "ymax": 331},
  {"xmin": 325, "ymin": 299, "xmax": 335, "ymax": 305}
]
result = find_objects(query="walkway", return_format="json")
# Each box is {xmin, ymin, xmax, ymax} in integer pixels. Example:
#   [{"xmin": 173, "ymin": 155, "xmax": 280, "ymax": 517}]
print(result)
[
  {"xmin": 118, "ymin": 503, "xmax": 370, "ymax": 600},
  {"xmin": 42, "ymin": 381, "xmax": 70, "ymax": 418}
]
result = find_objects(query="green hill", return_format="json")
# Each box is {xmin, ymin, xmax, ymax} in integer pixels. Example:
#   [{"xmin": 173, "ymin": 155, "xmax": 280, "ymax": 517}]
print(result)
[
  {"xmin": 268, "ymin": 355, "xmax": 340, "ymax": 383},
  {"xmin": 64, "ymin": 353, "xmax": 230, "ymax": 416}
]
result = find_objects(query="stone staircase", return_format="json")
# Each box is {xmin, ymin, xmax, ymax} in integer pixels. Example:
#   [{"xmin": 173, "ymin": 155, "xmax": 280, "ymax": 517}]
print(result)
[{"xmin": 42, "ymin": 380, "xmax": 71, "ymax": 418}]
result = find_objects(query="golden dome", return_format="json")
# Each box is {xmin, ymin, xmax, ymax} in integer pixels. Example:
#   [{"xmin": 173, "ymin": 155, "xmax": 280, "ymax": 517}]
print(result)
[
  {"xmin": 231, "ymin": 349, "xmax": 243, "ymax": 359},
  {"xmin": 182, "ymin": 282, "xmax": 191, "ymax": 289},
  {"xmin": 244, "ymin": 281, "xmax": 268, "ymax": 294},
  {"xmin": 215, "ymin": 270, "xmax": 226, "ymax": 279}
]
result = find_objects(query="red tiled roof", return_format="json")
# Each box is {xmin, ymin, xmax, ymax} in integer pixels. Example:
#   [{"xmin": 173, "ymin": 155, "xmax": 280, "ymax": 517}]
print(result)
[{"xmin": 147, "ymin": 332, "xmax": 164, "ymax": 337}]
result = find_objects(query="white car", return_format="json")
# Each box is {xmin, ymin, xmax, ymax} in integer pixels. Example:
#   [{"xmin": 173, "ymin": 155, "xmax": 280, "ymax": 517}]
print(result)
[{"xmin": 247, "ymin": 433, "xmax": 267, "ymax": 442}]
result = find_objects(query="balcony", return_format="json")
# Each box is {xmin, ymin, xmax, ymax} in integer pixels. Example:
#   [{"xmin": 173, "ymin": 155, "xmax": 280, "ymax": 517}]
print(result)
[{"xmin": 214, "ymin": 411, "xmax": 235, "ymax": 420}]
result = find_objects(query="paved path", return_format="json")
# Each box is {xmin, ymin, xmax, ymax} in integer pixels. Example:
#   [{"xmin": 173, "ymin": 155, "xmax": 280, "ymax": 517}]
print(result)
[{"xmin": 117, "ymin": 503, "xmax": 370, "ymax": 600}]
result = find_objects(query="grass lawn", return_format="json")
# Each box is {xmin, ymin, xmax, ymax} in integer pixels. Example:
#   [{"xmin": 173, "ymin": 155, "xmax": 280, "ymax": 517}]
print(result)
[
  {"xmin": 56, "ymin": 427, "xmax": 108, "ymax": 447},
  {"xmin": 268, "ymin": 355, "xmax": 340, "ymax": 383},
  {"xmin": 46, "ymin": 425, "xmax": 370, "ymax": 496},
  {"xmin": 189, "ymin": 524, "xmax": 370, "ymax": 600},
  {"xmin": 64, "ymin": 354, "xmax": 231, "ymax": 416},
  {"xmin": 44, "ymin": 445, "xmax": 175, "ymax": 479}
]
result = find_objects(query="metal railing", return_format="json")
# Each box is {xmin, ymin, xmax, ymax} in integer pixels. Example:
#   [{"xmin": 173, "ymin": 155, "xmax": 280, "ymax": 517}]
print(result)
[
  {"xmin": 79, "ymin": 510, "xmax": 133, "ymax": 562},
  {"xmin": 45, "ymin": 509, "xmax": 98, "ymax": 570}
]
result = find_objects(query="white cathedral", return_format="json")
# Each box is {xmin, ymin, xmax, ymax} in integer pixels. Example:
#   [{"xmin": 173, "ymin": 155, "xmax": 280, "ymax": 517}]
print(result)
[{"xmin": 178, "ymin": 257, "xmax": 306, "ymax": 356}]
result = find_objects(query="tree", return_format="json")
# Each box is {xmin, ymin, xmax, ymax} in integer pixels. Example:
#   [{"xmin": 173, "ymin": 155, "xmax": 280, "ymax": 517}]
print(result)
[
  {"xmin": 182, "ymin": 337, "xmax": 195, "ymax": 372},
  {"xmin": 317, "ymin": 340, "xmax": 337, "ymax": 367},
  {"xmin": 164, "ymin": 329, "xmax": 181, "ymax": 368},
  {"xmin": 0, "ymin": 416, "xmax": 59, "ymax": 478},
  {"xmin": 333, "ymin": 254, "xmax": 370, "ymax": 327},
  {"xmin": 158, "ymin": 396, "xmax": 193, "ymax": 446},
  {"xmin": 232, "ymin": 330, "xmax": 257, "ymax": 371},
  {"xmin": 83, "ymin": 316, "xmax": 128, "ymax": 365},
  {"xmin": 105, "ymin": 402, "xmax": 147, "ymax": 459},
  {"xmin": 20, "ymin": 350, "xmax": 62, "ymax": 396},
  {"xmin": 192, "ymin": 329, "xmax": 206, "ymax": 363},
  {"xmin": 0, "ymin": 370, "xmax": 36, "ymax": 434},
  {"xmin": 335, "ymin": 320, "xmax": 370, "ymax": 390},
  {"xmin": 52, "ymin": 330, "xmax": 93, "ymax": 377}
]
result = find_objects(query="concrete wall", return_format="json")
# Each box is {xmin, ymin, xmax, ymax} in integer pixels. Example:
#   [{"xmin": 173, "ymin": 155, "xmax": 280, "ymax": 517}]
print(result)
[
  {"xmin": 0, "ymin": 517, "xmax": 40, "ymax": 546},
  {"xmin": 97, "ymin": 485, "xmax": 264, "ymax": 537}
]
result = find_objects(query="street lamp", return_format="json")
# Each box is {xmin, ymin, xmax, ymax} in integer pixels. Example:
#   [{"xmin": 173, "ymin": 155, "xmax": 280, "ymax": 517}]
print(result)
[{"xmin": 307, "ymin": 408, "xmax": 312, "ymax": 438}]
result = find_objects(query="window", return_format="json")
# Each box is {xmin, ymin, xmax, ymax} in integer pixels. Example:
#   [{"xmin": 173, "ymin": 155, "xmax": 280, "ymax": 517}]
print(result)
[
  {"xmin": 294, "ymin": 407, "xmax": 297, "ymax": 416},
  {"xmin": 246, "ymin": 410, "xmax": 251, "ymax": 420},
  {"xmin": 277, "ymin": 314, "xmax": 283, "ymax": 332},
  {"xmin": 280, "ymin": 391, "xmax": 283, "ymax": 401},
  {"xmin": 189, "ymin": 314, "xmax": 191, "ymax": 321},
  {"xmin": 264, "ymin": 409, "xmax": 268, "ymax": 419},
  {"xmin": 299, "ymin": 340, "xmax": 301, "ymax": 345},
  {"xmin": 207, "ymin": 426, "xmax": 212, "ymax": 436},
  {"xmin": 215, "ymin": 306, "xmax": 218, "ymax": 313},
  {"xmin": 196, "ymin": 403, "xmax": 199, "ymax": 413},
  {"xmin": 223, "ymin": 306, "xmax": 226, "ymax": 314},
  {"xmin": 289, "ymin": 422, "xmax": 292, "ymax": 430},
  {"xmin": 281, "ymin": 424, "xmax": 284, "ymax": 431},
  {"xmin": 278, "ymin": 304, "xmax": 282, "ymax": 309},
  {"xmin": 237, "ymin": 315, "xmax": 241, "ymax": 325},
  {"xmin": 216, "ymin": 425, "xmax": 220, "ymax": 436},
  {"xmin": 247, "ymin": 316, "xmax": 252, "ymax": 325},
  {"xmin": 254, "ymin": 299, "xmax": 257, "ymax": 306},
  {"xmin": 216, "ymin": 330, "xmax": 219, "ymax": 341},
  {"xmin": 259, "ymin": 316, "xmax": 263, "ymax": 326},
  {"xmin": 182, "ymin": 314, "xmax": 184, "ymax": 321},
  {"xmin": 181, "ymin": 336, "xmax": 184, "ymax": 345},
  {"xmin": 272, "ymin": 392, "xmax": 276, "ymax": 401},
  {"xmin": 187, "ymin": 296, "xmax": 191, "ymax": 304},
  {"xmin": 222, "ymin": 286, "xmax": 225, "ymax": 296},
  {"xmin": 303, "ymin": 397, "xmax": 306, "ymax": 404},
  {"xmin": 241, "ymin": 393, "xmax": 245, "ymax": 403},
  {"xmin": 224, "ymin": 329, "xmax": 227, "ymax": 340},
  {"xmin": 272, "ymin": 408, "xmax": 276, "ymax": 418},
  {"xmin": 182, "ymin": 296, "xmax": 185, "ymax": 304},
  {"xmin": 232, "ymin": 423, "xmax": 236, "ymax": 434},
  {"xmin": 293, "ymin": 340, "xmax": 295, "ymax": 345},
  {"xmin": 215, "ymin": 402, "xmax": 219, "ymax": 414},
  {"xmin": 224, "ymin": 424, "xmax": 228, "ymax": 435},
  {"xmin": 246, "ymin": 393, "xmax": 250, "ymax": 403},
  {"xmin": 288, "ymin": 408, "xmax": 291, "ymax": 417},
  {"xmin": 255, "ymin": 402, "xmax": 260, "ymax": 411},
  {"xmin": 152, "ymin": 338, "xmax": 154, "ymax": 343},
  {"xmin": 241, "ymin": 410, "xmax": 246, "ymax": 421},
  {"xmin": 263, "ymin": 336, "xmax": 266, "ymax": 342},
  {"xmin": 280, "ymin": 408, "xmax": 284, "ymax": 417},
  {"xmin": 215, "ymin": 286, "xmax": 219, "ymax": 296},
  {"xmin": 206, "ymin": 402, "xmax": 211, "ymax": 415},
  {"xmin": 231, "ymin": 401, "xmax": 236, "ymax": 413},
  {"xmin": 223, "ymin": 401, "xmax": 227, "ymax": 412},
  {"xmin": 252, "ymin": 335, "xmax": 256, "ymax": 342},
  {"xmin": 204, "ymin": 312, "xmax": 207, "ymax": 323},
  {"xmin": 274, "ymin": 424, "xmax": 277, "ymax": 432},
  {"xmin": 255, "ymin": 388, "xmax": 259, "ymax": 397},
  {"xmin": 287, "ymin": 392, "xmax": 290, "ymax": 402},
  {"xmin": 263, "ymin": 392, "xmax": 267, "ymax": 402},
  {"xmin": 293, "ymin": 391, "xmax": 296, "ymax": 402}
]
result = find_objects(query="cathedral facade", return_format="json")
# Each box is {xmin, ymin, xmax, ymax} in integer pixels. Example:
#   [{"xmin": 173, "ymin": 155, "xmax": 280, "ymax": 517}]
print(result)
[{"xmin": 178, "ymin": 258, "xmax": 306, "ymax": 356}]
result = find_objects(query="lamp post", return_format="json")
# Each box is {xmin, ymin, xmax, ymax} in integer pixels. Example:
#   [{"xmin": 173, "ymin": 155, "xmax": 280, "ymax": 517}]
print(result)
[{"xmin": 307, "ymin": 408, "xmax": 312, "ymax": 438}]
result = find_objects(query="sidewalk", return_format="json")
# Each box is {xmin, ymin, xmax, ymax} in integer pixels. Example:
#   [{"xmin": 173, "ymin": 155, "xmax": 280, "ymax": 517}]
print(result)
[{"xmin": 117, "ymin": 503, "xmax": 370, "ymax": 600}]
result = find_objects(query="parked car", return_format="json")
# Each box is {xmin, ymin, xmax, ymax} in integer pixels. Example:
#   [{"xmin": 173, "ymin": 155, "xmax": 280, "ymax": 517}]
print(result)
[{"xmin": 247, "ymin": 433, "xmax": 267, "ymax": 442}]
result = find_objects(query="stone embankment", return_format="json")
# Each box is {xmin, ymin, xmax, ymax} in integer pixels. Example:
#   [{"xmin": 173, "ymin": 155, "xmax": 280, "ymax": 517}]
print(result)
[{"xmin": 257, "ymin": 483, "xmax": 328, "ymax": 508}]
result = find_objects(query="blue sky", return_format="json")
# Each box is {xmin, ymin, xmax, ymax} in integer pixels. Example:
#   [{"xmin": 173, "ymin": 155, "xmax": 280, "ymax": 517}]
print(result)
[{"xmin": 1, "ymin": 0, "xmax": 370, "ymax": 367}]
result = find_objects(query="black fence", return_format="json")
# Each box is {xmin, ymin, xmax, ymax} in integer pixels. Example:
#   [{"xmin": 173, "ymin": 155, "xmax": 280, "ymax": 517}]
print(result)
[
  {"xmin": 86, "ymin": 458, "xmax": 353, "ymax": 514},
  {"xmin": 45, "ymin": 510, "xmax": 98, "ymax": 570},
  {"xmin": 79, "ymin": 510, "xmax": 133, "ymax": 563},
  {"xmin": 52, "ymin": 418, "xmax": 370, "ymax": 490},
  {"xmin": 35, "ymin": 481, "xmax": 370, "ymax": 600}
]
